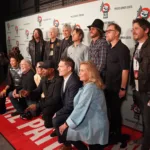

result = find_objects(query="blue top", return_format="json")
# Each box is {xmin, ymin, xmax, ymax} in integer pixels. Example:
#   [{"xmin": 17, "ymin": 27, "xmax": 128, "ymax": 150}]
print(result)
[{"xmin": 66, "ymin": 82, "xmax": 109, "ymax": 145}]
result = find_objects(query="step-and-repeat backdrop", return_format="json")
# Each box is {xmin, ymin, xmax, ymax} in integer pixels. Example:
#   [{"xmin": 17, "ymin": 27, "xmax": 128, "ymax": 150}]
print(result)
[{"xmin": 5, "ymin": 0, "xmax": 150, "ymax": 131}]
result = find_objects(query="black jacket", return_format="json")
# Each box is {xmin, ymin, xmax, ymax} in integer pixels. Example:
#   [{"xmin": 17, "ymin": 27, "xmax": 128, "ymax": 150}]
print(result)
[
  {"xmin": 31, "ymin": 76, "xmax": 63, "ymax": 110},
  {"xmin": 130, "ymin": 38, "xmax": 150, "ymax": 94},
  {"xmin": 56, "ymin": 73, "xmax": 82, "ymax": 116},
  {"xmin": 28, "ymin": 39, "xmax": 46, "ymax": 67},
  {"xmin": 44, "ymin": 38, "xmax": 61, "ymax": 69},
  {"xmin": 58, "ymin": 36, "xmax": 73, "ymax": 61}
]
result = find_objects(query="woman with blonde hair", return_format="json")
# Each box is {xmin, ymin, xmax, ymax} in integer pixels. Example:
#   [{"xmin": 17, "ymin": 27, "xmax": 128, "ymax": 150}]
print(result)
[{"xmin": 59, "ymin": 61, "xmax": 109, "ymax": 150}]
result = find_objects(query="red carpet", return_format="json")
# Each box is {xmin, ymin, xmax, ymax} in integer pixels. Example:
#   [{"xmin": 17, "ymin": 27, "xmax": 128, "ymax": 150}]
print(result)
[{"xmin": 0, "ymin": 86, "xmax": 142, "ymax": 150}]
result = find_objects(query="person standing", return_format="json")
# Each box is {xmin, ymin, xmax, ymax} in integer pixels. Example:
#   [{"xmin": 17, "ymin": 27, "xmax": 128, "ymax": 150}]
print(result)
[
  {"xmin": 58, "ymin": 24, "xmax": 73, "ymax": 61},
  {"xmin": 130, "ymin": 18, "xmax": 150, "ymax": 150},
  {"xmin": 28, "ymin": 28, "xmax": 46, "ymax": 68},
  {"xmin": 63, "ymin": 28, "xmax": 89, "ymax": 74},
  {"xmin": 88, "ymin": 19, "xmax": 109, "ymax": 81},
  {"xmin": 105, "ymin": 23, "xmax": 130, "ymax": 144},
  {"xmin": 44, "ymin": 27, "xmax": 61, "ymax": 69}
]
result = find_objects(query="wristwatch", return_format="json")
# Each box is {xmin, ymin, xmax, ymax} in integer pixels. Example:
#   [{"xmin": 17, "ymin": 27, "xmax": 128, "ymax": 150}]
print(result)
[{"xmin": 120, "ymin": 87, "xmax": 126, "ymax": 91}]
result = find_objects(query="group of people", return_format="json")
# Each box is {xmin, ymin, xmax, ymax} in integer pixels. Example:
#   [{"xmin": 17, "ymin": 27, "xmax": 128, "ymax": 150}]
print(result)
[{"xmin": 0, "ymin": 17, "xmax": 150, "ymax": 150}]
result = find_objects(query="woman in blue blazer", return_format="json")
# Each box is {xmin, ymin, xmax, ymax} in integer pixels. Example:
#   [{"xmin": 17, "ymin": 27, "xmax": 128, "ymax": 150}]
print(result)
[{"xmin": 59, "ymin": 61, "xmax": 109, "ymax": 150}]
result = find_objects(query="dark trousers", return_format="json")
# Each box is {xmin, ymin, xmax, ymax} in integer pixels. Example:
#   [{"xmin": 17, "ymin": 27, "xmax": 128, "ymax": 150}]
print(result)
[
  {"xmin": 52, "ymin": 115, "xmax": 104, "ymax": 150},
  {"xmin": 105, "ymin": 89, "xmax": 123, "ymax": 135},
  {"xmin": 42, "ymin": 104, "xmax": 62, "ymax": 128},
  {"xmin": 133, "ymin": 91, "xmax": 150, "ymax": 150},
  {"xmin": 0, "ymin": 97, "xmax": 6, "ymax": 114}
]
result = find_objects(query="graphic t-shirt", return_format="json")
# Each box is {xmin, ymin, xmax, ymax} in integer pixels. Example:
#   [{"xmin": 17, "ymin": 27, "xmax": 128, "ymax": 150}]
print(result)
[{"xmin": 133, "ymin": 43, "xmax": 143, "ymax": 91}]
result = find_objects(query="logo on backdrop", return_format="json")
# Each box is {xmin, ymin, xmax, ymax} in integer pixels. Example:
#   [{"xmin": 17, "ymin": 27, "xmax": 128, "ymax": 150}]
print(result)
[
  {"xmin": 7, "ymin": 23, "xmax": 10, "ymax": 31},
  {"xmin": 37, "ymin": 16, "xmax": 42, "ymax": 26},
  {"xmin": 15, "ymin": 26, "xmax": 18, "ymax": 34},
  {"xmin": 100, "ymin": 2, "xmax": 110, "ymax": 19},
  {"xmin": 73, "ymin": 24, "xmax": 81, "ymax": 29},
  {"xmin": 137, "ymin": 6, "xmax": 150, "ymax": 20},
  {"xmin": 53, "ymin": 19, "xmax": 59, "ymax": 27},
  {"xmin": 25, "ymin": 30, "xmax": 29, "ymax": 39},
  {"xmin": 7, "ymin": 36, "xmax": 11, "ymax": 45},
  {"xmin": 16, "ymin": 41, "xmax": 19, "ymax": 47}
]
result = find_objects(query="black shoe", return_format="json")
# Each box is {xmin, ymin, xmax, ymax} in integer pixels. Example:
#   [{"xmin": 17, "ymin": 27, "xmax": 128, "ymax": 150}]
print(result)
[
  {"xmin": 50, "ymin": 130, "xmax": 57, "ymax": 137},
  {"xmin": 20, "ymin": 111, "xmax": 33, "ymax": 120},
  {"xmin": 11, "ymin": 111, "xmax": 20, "ymax": 116}
]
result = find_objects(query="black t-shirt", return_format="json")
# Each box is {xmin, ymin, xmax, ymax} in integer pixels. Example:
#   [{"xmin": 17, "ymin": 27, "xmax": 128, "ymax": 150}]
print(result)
[{"xmin": 106, "ymin": 40, "xmax": 130, "ymax": 91}]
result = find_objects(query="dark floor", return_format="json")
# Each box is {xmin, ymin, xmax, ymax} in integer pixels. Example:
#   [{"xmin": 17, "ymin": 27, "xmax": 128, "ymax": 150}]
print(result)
[{"xmin": 0, "ymin": 133, "xmax": 15, "ymax": 150}]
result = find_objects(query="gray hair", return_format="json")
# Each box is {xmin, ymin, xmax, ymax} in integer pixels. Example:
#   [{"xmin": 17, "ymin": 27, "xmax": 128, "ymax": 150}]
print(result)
[
  {"xmin": 63, "ymin": 23, "xmax": 72, "ymax": 31},
  {"xmin": 50, "ymin": 27, "xmax": 59, "ymax": 36},
  {"xmin": 20, "ymin": 59, "xmax": 32, "ymax": 69}
]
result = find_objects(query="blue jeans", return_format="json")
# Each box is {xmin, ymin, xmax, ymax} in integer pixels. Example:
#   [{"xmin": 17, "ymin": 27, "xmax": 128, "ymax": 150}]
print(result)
[{"xmin": 9, "ymin": 91, "xmax": 27, "ymax": 113}]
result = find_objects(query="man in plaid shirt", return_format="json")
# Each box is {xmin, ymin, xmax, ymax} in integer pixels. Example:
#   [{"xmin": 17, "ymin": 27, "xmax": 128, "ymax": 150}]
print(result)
[{"xmin": 88, "ymin": 19, "xmax": 109, "ymax": 81}]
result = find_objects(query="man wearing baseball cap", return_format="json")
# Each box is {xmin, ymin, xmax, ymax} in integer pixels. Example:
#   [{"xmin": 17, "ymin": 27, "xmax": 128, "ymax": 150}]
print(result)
[
  {"xmin": 88, "ymin": 19, "xmax": 109, "ymax": 82},
  {"xmin": 22, "ymin": 60, "xmax": 63, "ymax": 128}
]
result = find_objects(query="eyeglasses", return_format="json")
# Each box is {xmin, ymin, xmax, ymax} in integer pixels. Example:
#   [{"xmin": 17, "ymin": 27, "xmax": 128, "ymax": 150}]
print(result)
[{"xmin": 105, "ymin": 30, "xmax": 116, "ymax": 33}]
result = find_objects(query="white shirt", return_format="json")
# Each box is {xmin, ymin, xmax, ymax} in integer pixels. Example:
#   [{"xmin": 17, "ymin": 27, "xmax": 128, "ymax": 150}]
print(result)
[
  {"xmin": 133, "ymin": 42, "xmax": 143, "ymax": 91},
  {"xmin": 63, "ymin": 73, "xmax": 72, "ymax": 92}
]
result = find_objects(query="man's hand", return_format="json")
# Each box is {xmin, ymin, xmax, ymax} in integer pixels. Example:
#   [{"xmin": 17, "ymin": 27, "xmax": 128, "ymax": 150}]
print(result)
[
  {"xmin": 20, "ymin": 90, "xmax": 30, "ymax": 97},
  {"xmin": 119, "ymin": 90, "xmax": 126, "ymax": 98},
  {"xmin": 25, "ymin": 104, "xmax": 37, "ymax": 112},
  {"xmin": 59, "ymin": 123, "xmax": 68, "ymax": 135},
  {"xmin": 0, "ymin": 89, "xmax": 6, "ymax": 98}
]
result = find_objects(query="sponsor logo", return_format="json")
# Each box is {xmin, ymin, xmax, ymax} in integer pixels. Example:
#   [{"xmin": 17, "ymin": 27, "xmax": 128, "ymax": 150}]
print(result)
[
  {"xmin": 137, "ymin": 6, "xmax": 150, "ymax": 19},
  {"xmin": 37, "ymin": 16, "xmax": 42, "ymax": 26},
  {"xmin": 74, "ymin": 24, "xmax": 81, "ymax": 29},
  {"xmin": 25, "ymin": 30, "xmax": 29, "ymax": 39},
  {"xmin": 15, "ymin": 26, "xmax": 18, "ymax": 34},
  {"xmin": 7, "ymin": 23, "xmax": 10, "ymax": 31},
  {"xmin": 53, "ymin": 19, "xmax": 59, "ymax": 27},
  {"xmin": 16, "ymin": 41, "xmax": 19, "ymax": 47},
  {"xmin": 7, "ymin": 36, "xmax": 11, "ymax": 45},
  {"xmin": 100, "ymin": 2, "xmax": 110, "ymax": 19}
]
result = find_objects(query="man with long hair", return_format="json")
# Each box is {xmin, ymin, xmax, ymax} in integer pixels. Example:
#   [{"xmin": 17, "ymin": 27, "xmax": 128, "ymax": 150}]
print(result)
[{"xmin": 28, "ymin": 28, "xmax": 46, "ymax": 68}]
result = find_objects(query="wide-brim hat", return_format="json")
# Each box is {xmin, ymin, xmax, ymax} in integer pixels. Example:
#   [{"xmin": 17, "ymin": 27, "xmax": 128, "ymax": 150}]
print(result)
[{"xmin": 87, "ymin": 19, "xmax": 105, "ymax": 33}]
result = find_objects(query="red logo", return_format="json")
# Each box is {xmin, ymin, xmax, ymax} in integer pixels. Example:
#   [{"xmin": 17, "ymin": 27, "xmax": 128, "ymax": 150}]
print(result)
[
  {"xmin": 137, "ymin": 6, "xmax": 150, "ymax": 19},
  {"xmin": 37, "ymin": 16, "xmax": 42, "ymax": 26},
  {"xmin": 100, "ymin": 2, "xmax": 110, "ymax": 19},
  {"xmin": 15, "ymin": 26, "xmax": 18, "ymax": 34},
  {"xmin": 25, "ymin": 30, "xmax": 29, "ymax": 39},
  {"xmin": 53, "ymin": 19, "xmax": 59, "ymax": 27},
  {"xmin": 8, "ymin": 36, "xmax": 11, "ymax": 44},
  {"xmin": 16, "ymin": 41, "xmax": 19, "ymax": 47},
  {"xmin": 75, "ymin": 24, "xmax": 81, "ymax": 29}
]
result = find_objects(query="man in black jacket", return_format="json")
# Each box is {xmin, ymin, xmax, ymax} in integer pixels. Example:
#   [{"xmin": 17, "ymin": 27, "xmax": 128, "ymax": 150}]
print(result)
[
  {"xmin": 44, "ymin": 27, "xmax": 61, "ymax": 70},
  {"xmin": 23, "ymin": 60, "xmax": 62, "ymax": 128},
  {"xmin": 58, "ymin": 24, "xmax": 73, "ymax": 62},
  {"xmin": 130, "ymin": 18, "xmax": 150, "ymax": 150},
  {"xmin": 52, "ymin": 57, "xmax": 82, "ymax": 150},
  {"xmin": 28, "ymin": 28, "xmax": 46, "ymax": 68}
]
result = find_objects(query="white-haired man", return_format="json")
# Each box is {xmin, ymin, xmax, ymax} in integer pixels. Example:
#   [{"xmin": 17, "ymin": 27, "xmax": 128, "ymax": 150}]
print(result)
[
  {"xmin": 44, "ymin": 27, "xmax": 61, "ymax": 69},
  {"xmin": 10, "ymin": 59, "xmax": 36, "ymax": 117}
]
